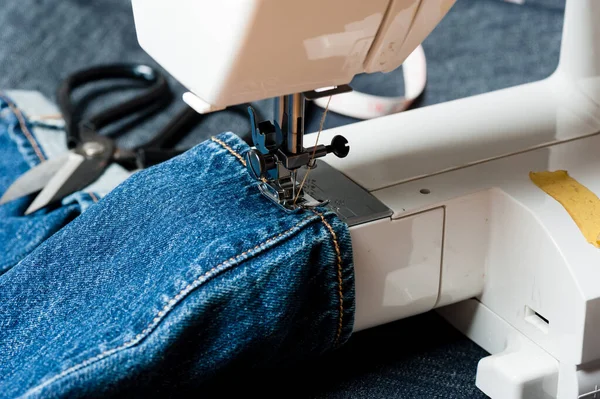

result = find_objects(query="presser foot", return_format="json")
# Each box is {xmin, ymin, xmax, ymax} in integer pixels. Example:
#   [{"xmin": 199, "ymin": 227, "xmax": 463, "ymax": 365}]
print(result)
[
  {"xmin": 255, "ymin": 159, "xmax": 393, "ymax": 226},
  {"xmin": 244, "ymin": 102, "xmax": 349, "ymax": 211},
  {"xmin": 255, "ymin": 171, "xmax": 329, "ymax": 212}
]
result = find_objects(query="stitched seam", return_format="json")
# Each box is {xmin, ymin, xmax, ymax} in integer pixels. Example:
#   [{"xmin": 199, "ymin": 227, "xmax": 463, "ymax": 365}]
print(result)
[
  {"xmin": 311, "ymin": 210, "xmax": 344, "ymax": 346},
  {"xmin": 210, "ymin": 135, "xmax": 345, "ymax": 345},
  {"xmin": 211, "ymin": 136, "xmax": 246, "ymax": 166},
  {"xmin": 0, "ymin": 92, "xmax": 46, "ymax": 162},
  {"xmin": 24, "ymin": 215, "xmax": 317, "ymax": 397},
  {"xmin": 88, "ymin": 192, "xmax": 99, "ymax": 203},
  {"xmin": 209, "ymin": 136, "xmax": 268, "ymax": 184}
]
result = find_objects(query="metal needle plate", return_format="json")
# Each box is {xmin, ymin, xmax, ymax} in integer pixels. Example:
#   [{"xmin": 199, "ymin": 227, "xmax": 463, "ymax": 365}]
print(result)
[{"xmin": 297, "ymin": 160, "xmax": 392, "ymax": 227}]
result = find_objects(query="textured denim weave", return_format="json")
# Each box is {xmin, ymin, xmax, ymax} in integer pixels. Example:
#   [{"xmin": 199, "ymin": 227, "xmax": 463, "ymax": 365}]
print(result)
[
  {"xmin": 0, "ymin": 93, "xmax": 97, "ymax": 274},
  {"xmin": 0, "ymin": 125, "xmax": 354, "ymax": 398}
]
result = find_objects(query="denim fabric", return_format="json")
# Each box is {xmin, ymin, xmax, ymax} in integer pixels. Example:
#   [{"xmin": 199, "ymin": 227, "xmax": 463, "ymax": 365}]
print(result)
[
  {"xmin": 0, "ymin": 130, "xmax": 355, "ymax": 398},
  {"xmin": 0, "ymin": 93, "xmax": 97, "ymax": 274}
]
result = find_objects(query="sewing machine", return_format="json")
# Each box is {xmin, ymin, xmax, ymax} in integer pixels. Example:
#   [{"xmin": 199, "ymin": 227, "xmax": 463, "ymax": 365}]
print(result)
[{"xmin": 131, "ymin": 1, "xmax": 600, "ymax": 397}]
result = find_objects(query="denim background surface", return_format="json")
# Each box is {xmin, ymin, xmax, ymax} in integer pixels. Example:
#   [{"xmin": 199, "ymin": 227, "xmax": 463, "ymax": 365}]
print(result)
[{"xmin": 0, "ymin": 0, "xmax": 565, "ymax": 397}]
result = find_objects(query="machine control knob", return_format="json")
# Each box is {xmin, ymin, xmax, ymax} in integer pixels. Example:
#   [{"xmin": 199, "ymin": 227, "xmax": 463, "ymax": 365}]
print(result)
[{"xmin": 327, "ymin": 135, "xmax": 350, "ymax": 158}]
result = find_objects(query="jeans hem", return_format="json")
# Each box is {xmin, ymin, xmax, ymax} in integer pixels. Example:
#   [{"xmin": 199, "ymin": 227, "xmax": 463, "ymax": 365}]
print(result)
[{"xmin": 208, "ymin": 133, "xmax": 357, "ymax": 348}]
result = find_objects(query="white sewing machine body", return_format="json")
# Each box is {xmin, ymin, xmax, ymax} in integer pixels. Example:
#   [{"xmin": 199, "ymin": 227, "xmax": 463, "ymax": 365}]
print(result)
[
  {"xmin": 132, "ymin": 0, "xmax": 600, "ymax": 397},
  {"xmin": 131, "ymin": 0, "xmax": 450, "ymax": 113}
]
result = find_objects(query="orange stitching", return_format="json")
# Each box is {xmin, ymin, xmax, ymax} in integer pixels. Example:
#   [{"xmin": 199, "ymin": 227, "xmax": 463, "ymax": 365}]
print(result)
[
  {"xmin": 211, "ymin": 136, "xmax": 246, "ymax": 166},
  {"xmin": 210, "ymin": 137, "xmax": 268, "ymax": 184},
  {"xmin": 88, "ymin": 192, "xmax": 99, "ymax": 203},
  {"xmin": 26, "ymin": 215, "xmax": 317, "ymax": 396},
  {"xmin": 0, "ymin": 92, "xmax": 46, "ymax": 162},
  {"xmin": 311, "ymin": 210, "xmax": 344, "ymax": 346}
]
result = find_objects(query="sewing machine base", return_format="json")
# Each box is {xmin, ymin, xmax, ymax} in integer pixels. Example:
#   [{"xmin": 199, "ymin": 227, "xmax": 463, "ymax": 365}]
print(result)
[
  {"xmin": 437, "ymin": 299, "xmax": 563, "ymax": 399},
  {"xmin": 340, "ymin": 127, "xmax": 600, "ymax": 399}
]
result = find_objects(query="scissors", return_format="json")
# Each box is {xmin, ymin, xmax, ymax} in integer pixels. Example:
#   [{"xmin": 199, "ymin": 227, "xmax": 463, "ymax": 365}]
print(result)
[{"xmin": 0, "ymin": 63, "xmax": 205, "ymax": 215}]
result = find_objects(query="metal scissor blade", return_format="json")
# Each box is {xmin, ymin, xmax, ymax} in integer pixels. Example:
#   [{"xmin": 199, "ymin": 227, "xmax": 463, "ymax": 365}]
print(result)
[
  {"xmin": 0, "ymin": 153, "xmax": 73, "ymax": 205},
  {"xmin": 24, "ymin": 152, "xmax": 102, "ymax": 215}
]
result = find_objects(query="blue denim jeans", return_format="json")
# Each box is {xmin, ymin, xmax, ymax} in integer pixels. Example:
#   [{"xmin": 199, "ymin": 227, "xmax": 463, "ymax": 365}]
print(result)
[
  {"xmin": 0, "ymin": 93, "xmax": 98, "ymax": 274},
  {"xmin": 0, "ymin": 95, "xmax": 354, "ymax": 398}
]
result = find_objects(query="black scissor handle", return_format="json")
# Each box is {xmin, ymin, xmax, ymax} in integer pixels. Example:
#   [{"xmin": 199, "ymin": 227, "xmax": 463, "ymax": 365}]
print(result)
[{"xmin": 56, "ymin": 63, "xmax": 172, "ymax": 149}]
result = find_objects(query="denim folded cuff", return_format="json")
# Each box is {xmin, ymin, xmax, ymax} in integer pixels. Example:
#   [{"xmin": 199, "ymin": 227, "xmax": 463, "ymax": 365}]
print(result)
[{"xmin": 208, "ymin": 132, "xmax": 356, "ymax": 348}]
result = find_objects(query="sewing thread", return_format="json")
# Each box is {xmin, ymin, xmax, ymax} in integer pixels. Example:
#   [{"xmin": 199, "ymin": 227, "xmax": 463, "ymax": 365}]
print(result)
[{"xmin": 293, "ymin": 96, "xmax": 332, "ymax": 205}]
